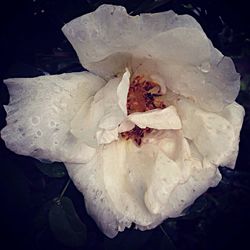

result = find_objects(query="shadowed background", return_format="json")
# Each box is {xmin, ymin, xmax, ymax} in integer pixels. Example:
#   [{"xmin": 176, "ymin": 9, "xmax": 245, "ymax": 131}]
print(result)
[{"xmin": 0, "ymin": 1, "xmax": 250, "ymax": 250}]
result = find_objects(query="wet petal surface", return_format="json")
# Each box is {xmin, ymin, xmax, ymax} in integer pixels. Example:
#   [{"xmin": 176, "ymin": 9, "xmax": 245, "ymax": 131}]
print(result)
[{"xmin": 2, "ymin": 72, "xmax": 105, "ymax": 163}]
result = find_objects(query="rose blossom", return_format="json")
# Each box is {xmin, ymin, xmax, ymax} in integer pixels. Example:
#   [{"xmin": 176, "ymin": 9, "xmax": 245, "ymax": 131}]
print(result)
[{"xmin": 1, "ymin": 5, "xmax": 244, "ymax": 238}]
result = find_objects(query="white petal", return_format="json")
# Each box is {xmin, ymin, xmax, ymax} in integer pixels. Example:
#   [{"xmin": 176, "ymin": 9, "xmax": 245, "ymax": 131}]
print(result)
[
  {"xmin": 133, "ymin": 27, "xmax": 210, "ymax": 66},
  {"xmin": 63, "ymin": 5, "xmax": 240, "ymax": 111},
  {"xmin": 176, "ymin": 98, "xmax": 244, "ymax": 167},
  {"xmin": 65, "ymin": 130, "xmax": 218, "ymax": 237},
  {"xmin": 96, "ymin": 127, "xmax": 119, "ymax": 145},
  {"xmin": 220, "ymin": 102, "xmax": 245, "ymax": 139},
  {"xmin": 158, "ymin": 53, "xmax": 240, "ymax": 112},
  {"xmin": 143, "ymin": 150, "xmax": 182, "ymax": 214},
  {"xmin": 219, "ymin": 102, "xmax": 245, "ymax": 168},
  {"xmin": 65, "ymin": 159, "xmax": 129, "ymax": 238},
  {"xmin": 1, "ymin": 72, "xmax": 104, "ymax": 163},
  {"xmin": 118, "ymin": 119, "xmax": 135, "ymax": 133},
  {"xmin": 128, "ymin": 105, "xmax": 182, "ymax": 130},
  {"xmin": 164, "ymin": 160, "xmax": 222, "ymax": 218},
  {"xmin": 70, "ymin": 70, "xmax": 130, "ymax": 147},
  {"xmin": 117, "ymin": 68, "xmax": 130, "ymax": 114},
  {"xmin": 62, "ymin": 5, "xmax": 205, "ymax": 79}
]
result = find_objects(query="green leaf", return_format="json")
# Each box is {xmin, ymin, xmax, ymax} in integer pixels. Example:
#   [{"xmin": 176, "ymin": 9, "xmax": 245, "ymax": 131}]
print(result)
[
  {"xmin": 49, "ymin": 197, "xmax": 87, "ymax": 247},
  {"xmin": 36, "ymin": 161, "xmax": 67, "ymax": 178}
]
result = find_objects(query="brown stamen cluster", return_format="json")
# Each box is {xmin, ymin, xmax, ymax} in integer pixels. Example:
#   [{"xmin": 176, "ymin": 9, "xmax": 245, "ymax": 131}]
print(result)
[
  {"xmin": 120, "ymin": 75, "xmax": 166, "ymax": 146},
  {"xmin": 126, "ymin": 76, "xmax": 166, "ymax": 115}
]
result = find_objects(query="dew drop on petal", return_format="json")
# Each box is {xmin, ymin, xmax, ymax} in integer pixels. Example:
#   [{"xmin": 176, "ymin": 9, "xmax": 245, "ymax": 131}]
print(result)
[
  {"xmin": 199, "ymin": 62, "xmax": 211, "ymax": 73},
  {"xmin": 36, "ymin": 130, "xmax": 42, "ymax": 137},
  {"xmin": 31, "ymin": 116, "xmax": 40, "ymax": 125},
  {"xmin": 49, "ymin": 121, "xmax": 56, "ymax": 128}
]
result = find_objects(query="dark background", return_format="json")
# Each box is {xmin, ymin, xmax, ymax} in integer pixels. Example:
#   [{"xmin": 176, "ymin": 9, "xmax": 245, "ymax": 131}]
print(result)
[{"xmin": 1, "ymin": 1, "xmax": 250, "ymax": 250}]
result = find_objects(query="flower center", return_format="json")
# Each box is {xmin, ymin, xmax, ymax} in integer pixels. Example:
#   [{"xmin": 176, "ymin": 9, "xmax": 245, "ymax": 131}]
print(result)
[{"xmin": 120, "ymin": 75, "xmax": 166, "ymax": 146}]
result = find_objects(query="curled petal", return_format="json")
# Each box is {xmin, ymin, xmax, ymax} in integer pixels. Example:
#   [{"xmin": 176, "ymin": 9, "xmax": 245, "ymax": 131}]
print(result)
[
  {"xmin": 176, "ymin": 99, "xmax": 244, "ymax": 167},
  {"xmin": 62, "ymin": 4, "xmax": 240, "ymax": 111},
  {"xmin": 62, "ymin": 4, "xmax": 204, "ymax": 79},
  {"xmin": 1, "ymin": 72, "xmax": 105, "ymax": 163},
  {"xmin": 219, "ymin": 102, "xmax": 245, "ymax": 168},
  {"xmin": 65, "ymin": 130, "xmax": 219, "ymax": 237},
  {"xmin": 65, "ymin": 159, "xmax": 130, "ymax": 238},
  {"xmin": 128, "ymin": 105, "xmax": 182, "ymax": 130},
  {"xmin": 164, "ymin": 160, "xmax": 222, "ymax": 217},
  {"xmin": 118, "ymin": 119, "xmax": 135, "ymax": 133},
  {"xmin": 70, "ymin": 70, "xmax": 130, "ymax": 147}
]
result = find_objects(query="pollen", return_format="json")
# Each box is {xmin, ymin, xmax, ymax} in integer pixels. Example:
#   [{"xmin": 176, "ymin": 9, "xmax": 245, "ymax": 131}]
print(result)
[{"xmin": 120, "ymin": 75, "xmax": 166, "ymax": 146}]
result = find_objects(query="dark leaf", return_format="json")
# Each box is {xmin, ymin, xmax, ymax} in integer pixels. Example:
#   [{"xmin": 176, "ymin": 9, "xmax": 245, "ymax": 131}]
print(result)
[
  {"xmin": 49, "ymin": 196, "xmax": 87, "ymax": 247},
  {"xmin": 35, "ymin": 161, "xmax": 67, "ymax": 178},
  {"xmin": 33, "ymin": 201, "xmax": 53, "ymax": 232}
]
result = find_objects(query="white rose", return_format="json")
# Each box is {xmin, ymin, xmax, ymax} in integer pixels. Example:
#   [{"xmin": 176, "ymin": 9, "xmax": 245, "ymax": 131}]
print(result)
[{"xmin": 1, "ymin": 5, "xmax": 245, "ymax": 238}]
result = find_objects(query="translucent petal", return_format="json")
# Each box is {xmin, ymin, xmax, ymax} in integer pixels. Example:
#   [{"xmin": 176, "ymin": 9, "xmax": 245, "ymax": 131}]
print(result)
[
  {"xmin": 70, "ymin": 70, "xmax": 130, "ymax": 147},
  {"xmin": 65, "ymin": 130, "xmax": 219, "ymax": 237},
  {"xmin": 176, "ymin": 99, "xmax": 244, "ymax": 167},
  {"xmin": 1, "ymin": 72, "xmax": 105, "ymax": 163}
]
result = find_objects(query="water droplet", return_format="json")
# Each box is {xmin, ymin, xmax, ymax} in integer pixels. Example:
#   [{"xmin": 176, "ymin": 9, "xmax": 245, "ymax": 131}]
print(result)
[
  {"xmin": 31, "ymin": 116, "xmax": 40, "ymax": 125},
  {"xmin": 18, "ymin": 127, "xmax": 24, "ymax": 132},
  {"xmin": 199, "ymin": 62, "xmax": 211, "ymax": 73},
  {"xmin": 36, "ymin": 130, "xmax": 42, "ymax": 137},
  {"xmin": 49, "ymin": 121, "xmax": 56, "ymax": 127}
]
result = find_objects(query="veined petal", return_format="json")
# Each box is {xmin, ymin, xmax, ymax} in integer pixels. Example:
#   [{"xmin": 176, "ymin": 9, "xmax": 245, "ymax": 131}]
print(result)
[
  {"xmin": 1, "ymin": 72, "xmax": 105, "ymax": 163},
  {"xmin": 70, "ymin": 69, "xmax": 130, "ymax": 147},
  {"xmin": 65, "ymin": 130, "xmax": 218, "ymax": 237},
  {"xmin": 176, "ymin": 98, "xmax": 244, "ymax": 167},
  {"xmin": 128, "ymin": 105, "xmax": 182, "ymax": 130}
]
